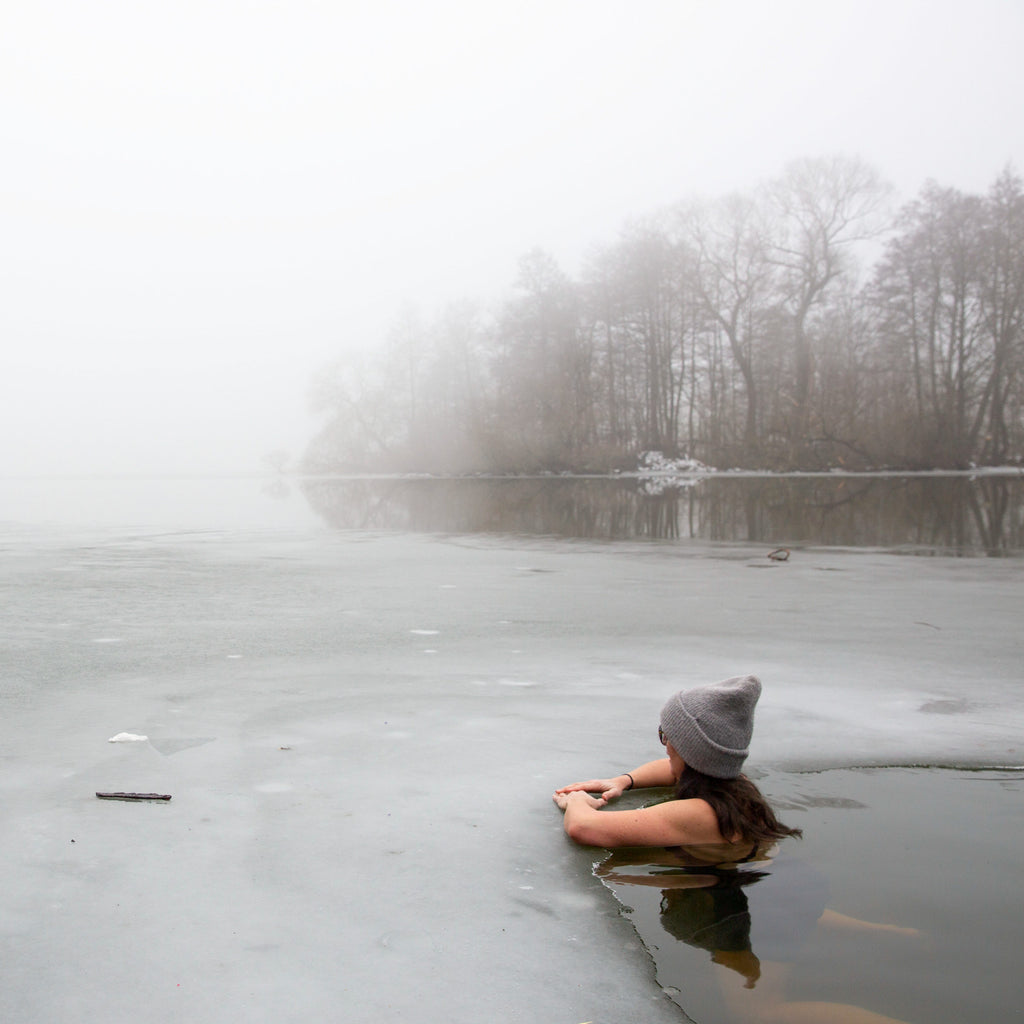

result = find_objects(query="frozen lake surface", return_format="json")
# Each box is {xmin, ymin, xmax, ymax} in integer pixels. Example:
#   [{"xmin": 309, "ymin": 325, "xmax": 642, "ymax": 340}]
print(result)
[{"xmin": 2, "ymin": 476, "xmax": 1022, "ymax": 1022}]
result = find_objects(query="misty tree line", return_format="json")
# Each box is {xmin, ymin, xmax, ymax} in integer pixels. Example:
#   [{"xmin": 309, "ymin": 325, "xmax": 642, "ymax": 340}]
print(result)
[{"xmin": 304, "ymin": 157, "xmax": 1024, "ymax": 474}]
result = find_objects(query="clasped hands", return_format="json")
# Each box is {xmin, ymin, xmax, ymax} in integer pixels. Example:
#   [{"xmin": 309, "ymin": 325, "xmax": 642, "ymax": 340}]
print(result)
[{"xmin": 552, "ymin": 776, "xmax": 628, "ymax": 811}]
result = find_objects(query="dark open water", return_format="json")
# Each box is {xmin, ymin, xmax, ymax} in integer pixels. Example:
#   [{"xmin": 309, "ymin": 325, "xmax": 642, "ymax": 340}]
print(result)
[
  {"xmin": 599, "ymin": 767, "xmax": 1024, "ymax": 1024},
  {"xmin": 6, "ymin": 471, "xmax": 1021, "ymax": 555},
  {"xmin": 300, "ymin": 471, "xmax": 1024, "ymax": 555}
]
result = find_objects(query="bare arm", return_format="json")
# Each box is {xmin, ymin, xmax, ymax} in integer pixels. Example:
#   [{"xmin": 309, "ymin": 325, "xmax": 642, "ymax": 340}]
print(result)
[
  {"xmin": 552, "ymin": 790, "xmax": 725, "ymax": 848},
  {"xmin": 553, "ymin": 758, "xmax": 676, "ymax": 806}
]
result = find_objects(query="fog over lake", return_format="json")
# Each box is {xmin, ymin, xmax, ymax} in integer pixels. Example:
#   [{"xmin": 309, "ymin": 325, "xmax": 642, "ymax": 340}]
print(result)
[{"xmin": 4, "ymin": 1, "xmax": 1024, "ymax": 479}]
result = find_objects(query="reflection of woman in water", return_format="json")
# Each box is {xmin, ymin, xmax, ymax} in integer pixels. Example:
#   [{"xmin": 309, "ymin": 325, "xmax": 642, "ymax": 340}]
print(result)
[{"xmin": 553, "ymin": 676, "xmax": 919, "ymax": 1024}]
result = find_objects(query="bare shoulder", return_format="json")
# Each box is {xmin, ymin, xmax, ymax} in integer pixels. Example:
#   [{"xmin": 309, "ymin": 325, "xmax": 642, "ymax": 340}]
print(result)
[
  {"xmin": 653, "ymin": 797, "xmax": 726, "ymax": 843},
  {"xmin": 570, "ymin": 796, "xmax": 727, "ymax": 848}
]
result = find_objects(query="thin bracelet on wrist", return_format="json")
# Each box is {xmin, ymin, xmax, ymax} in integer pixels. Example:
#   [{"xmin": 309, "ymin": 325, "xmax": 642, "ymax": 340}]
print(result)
[{"xmin": 623, "ymin": 773, "xmax": 635, "ymax": 790}]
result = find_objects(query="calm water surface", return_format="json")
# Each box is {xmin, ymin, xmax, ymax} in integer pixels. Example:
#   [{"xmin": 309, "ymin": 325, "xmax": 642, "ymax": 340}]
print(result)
[
  {"xmin": 5, "ymin": 472, "xmax": 1022, "ymax": 555},
  {"xmin": 600, "ymin": 768, "xmax": 1024, "ymax": 1024},
  {"xmin": 300, "ymin": 472, "xmax": 1024, "ymax": 555}
]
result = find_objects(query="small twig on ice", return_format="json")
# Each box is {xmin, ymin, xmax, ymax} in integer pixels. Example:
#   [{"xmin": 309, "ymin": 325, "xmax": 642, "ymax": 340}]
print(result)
[{"xmin": 96, "ymin": 792, "xmax": 172, "ymax": 801}]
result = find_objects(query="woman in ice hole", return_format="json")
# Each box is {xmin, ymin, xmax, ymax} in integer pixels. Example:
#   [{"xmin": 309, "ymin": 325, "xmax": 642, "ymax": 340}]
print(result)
[{"xmin": 553, "ymin": 675, "xmax": 919, "ymax": 1024}]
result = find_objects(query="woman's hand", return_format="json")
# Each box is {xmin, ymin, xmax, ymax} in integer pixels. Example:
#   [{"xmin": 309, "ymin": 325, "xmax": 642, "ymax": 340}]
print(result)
[
  {"xmin": 553, "ymin": 777, "xmax": 628, "ymax": 807},
  {"xmin": 552, "ymin": 789, "xmax": 605, "ymax": 812}
]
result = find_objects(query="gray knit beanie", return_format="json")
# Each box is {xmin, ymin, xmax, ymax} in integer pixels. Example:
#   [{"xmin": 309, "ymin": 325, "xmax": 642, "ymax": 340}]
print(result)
[{"xmin": 659, "ymin": 675, "xmax": 762, "ymax": 779}]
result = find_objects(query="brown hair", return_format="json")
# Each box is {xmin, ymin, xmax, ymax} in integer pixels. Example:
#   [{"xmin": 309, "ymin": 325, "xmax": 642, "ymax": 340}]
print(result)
[{"xmin": 674, "ymin": 766, "xmax": 802, "ymax": 845}]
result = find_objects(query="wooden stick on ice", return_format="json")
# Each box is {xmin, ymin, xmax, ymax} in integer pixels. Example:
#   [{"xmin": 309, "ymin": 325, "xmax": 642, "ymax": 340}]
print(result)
[{"xmin": 95, "ymin": 792, "xmax": 172, "ymax": 801}]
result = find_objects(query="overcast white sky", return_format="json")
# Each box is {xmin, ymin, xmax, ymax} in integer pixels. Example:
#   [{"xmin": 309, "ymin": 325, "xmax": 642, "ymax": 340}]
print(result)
[{"xmin": 3, "ymin": 0, "xmax": 1022, "ymax": 477}]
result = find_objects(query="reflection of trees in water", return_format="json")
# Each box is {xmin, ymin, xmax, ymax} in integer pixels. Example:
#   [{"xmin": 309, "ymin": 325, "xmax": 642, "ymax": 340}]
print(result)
[
  {"xmin": 300, "ymin": 477, "xmax": 667, "ymax": 538},
  {"xmin": 965, "ymin": 477, "xmax": 1022, "ymax": 554},
  {"xmin": 300, "ymin": 475, "xmax": 1024, "ymax": 553},
  {"xmin": 688, "ymin": 476, "xmax": 1023, "ymax": 554}
]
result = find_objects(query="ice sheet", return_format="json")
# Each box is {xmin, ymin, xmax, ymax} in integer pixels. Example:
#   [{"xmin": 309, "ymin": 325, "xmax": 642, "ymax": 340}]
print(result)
[{"xmin": 2, "ymin": 521, "xmax": 1021, "ymax": 1023}]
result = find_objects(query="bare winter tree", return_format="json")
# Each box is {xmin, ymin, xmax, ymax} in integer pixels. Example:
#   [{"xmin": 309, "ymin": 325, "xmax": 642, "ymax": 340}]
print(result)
[
  {"xmin": 765, "ymin": 156, "xmax": 892, "ymax": 459},
  {"xmin": 867, "ymin": 169, "xmax": 1024, "ymax": 467},
  {"xmin": 869, "ymin": 184, "xmax": 987, "ymax": 466},
  {"xmin": 492, "ymin": 249, "xmax": 590, "ymax": 470},
  {"xmin": 977, "ymin": 168, "xmax": 1024, "ymax": 464},
  {"xmin": 679, "ymin": 193, "xmax": 777, "ymax": 462}
]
